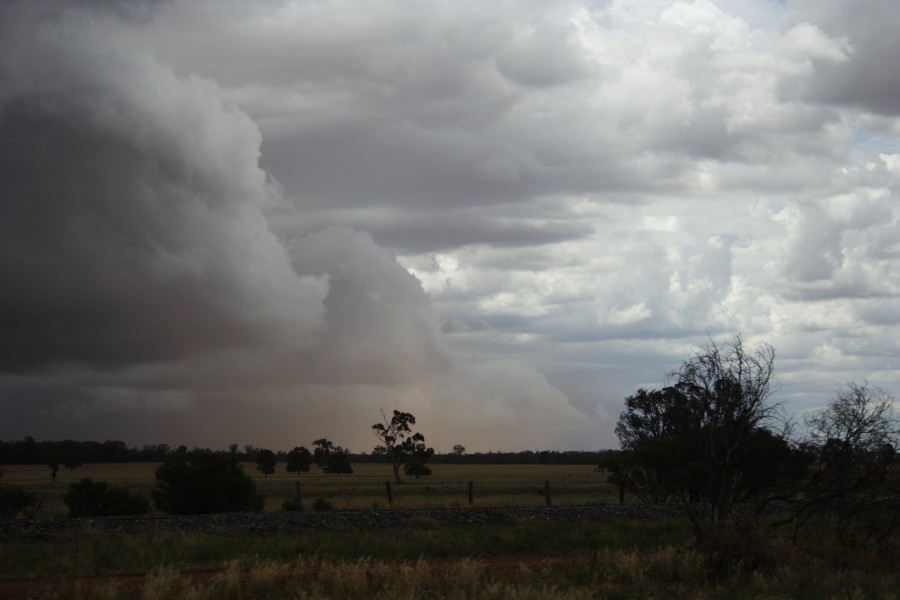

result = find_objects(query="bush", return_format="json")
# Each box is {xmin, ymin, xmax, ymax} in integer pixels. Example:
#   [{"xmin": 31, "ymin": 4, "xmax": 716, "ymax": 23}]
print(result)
[
  {"xmin": 64, "ymin": 478, "xmax": 150, "ymax": 517},
  {"xmin": 311, "ymin": 497, "xmax": 333, "ymax": 511},
  {"xmin": 695, "ymin": 518, "xmax": 787, "ymax": 577},
  {"xmin": 281, "ymin": 497, "xmax": 304, "ymax": 512},
  {"xmin": 153, "ymin": 452, "xmax": 264, "ymax": 514},
  {"xmin": 0, "ymin": 484, "xmax": 41, "ymax": 518},
  {"xmin": 403, "ymin": 462, "xmax": 432, "ymax": 479}
]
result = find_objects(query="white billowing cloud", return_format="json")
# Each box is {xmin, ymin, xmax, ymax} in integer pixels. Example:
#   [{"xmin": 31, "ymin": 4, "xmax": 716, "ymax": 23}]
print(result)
[{"xmin": 607, "ymin": 303, "xmax": 652, "ymax": 326}]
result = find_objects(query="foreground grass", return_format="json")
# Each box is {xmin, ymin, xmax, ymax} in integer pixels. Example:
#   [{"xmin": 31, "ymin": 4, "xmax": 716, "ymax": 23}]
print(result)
[
  {"xmin": 0, "ymin": 519, "xmax": 690, "ymax": 578},
  {"xmin": 3, "ymin": 518, "xmax": 899, "ymax": 599},
  {"xmin": 20, "ymin": 554, "xmax": 900, "ymax": 600}
]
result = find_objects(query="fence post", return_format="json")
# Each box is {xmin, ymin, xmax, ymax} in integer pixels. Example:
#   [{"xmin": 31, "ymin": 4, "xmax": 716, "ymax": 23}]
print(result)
[
  {"xmin": 385, "ymin": 480, "xmax": 393, "ymax": 507},
  {"xmin": 544, "ymin": 480, "xmax": 552, "ymax": 507},
  {"xmin": 468, "ymin": 481, "xmax": 474, "ymax": 506},
  {"xmin": 294, "ymin": 481, "xmax": 302, "ymax": 501}
]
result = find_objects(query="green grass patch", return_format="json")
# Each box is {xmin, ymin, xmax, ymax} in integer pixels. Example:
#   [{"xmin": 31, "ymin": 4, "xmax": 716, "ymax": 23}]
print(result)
[
  {"xmin": 0, "ymin": 519, "xmax": 692, "ymax": 579},
  {"xmin": 3, "ymin": 520, "xmax": 899, "ymax": 599}
]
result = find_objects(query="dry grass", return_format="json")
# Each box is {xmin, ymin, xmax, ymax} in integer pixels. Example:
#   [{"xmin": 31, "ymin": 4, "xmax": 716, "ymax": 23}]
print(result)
[
  {"xmin": 16, "ymin": 546, "xmax": 900, "ymax": 599},
  {"xmin": 3, "ymin": 462, "xmax": 623, "ymax": 516}
]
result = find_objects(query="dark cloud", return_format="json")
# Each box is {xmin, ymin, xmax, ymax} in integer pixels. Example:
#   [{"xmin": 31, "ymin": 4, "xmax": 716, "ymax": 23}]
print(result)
[
  {"xmin": 0, "ymin": 11, "xmax": 328, "ymax": 372},
  {"xmin": 3, "ymin": 0, "xmax": 899, "ymax": 451},
  {"xmin": 787, "ymin": 0, "xmax": 900, "ymax": 115}
]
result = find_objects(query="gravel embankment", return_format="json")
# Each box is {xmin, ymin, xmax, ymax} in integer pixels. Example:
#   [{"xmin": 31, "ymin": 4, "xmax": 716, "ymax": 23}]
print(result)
[{"xmin": 0, "ymin": 504, "xmax": 690, "ymax": 541}]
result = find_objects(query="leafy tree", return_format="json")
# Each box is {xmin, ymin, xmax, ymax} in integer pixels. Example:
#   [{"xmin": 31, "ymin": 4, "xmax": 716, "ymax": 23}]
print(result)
[
  {"xmin": 310, "ymin": 439, "xmax": 352, "ymax": 474},
  {"xmin": 63, "ymin": 451, "xmax": 83, "ymax": 470},
  {"xmin": 614, "ymin": 336, "xmax": 798, "ymax": 535},
  {"xmin": 323, "ymin": 449, "xmax": 354, "ymax": 475},
  {"xmin": 312, "ymin": 439, "xmax": 335, "ymax": 470},
  {"xmin": 613, "ymin": 386, "xmax": 693, "ymax": 504},
  {"xmin": 48, "ymin": 451, "xmax": 60, "ymax": 483},
  {"xmin": 256, "ymin": 448, "xmax": 277, "ymax": 478},
  {"xmin": 452, "ymin": 444, "xmax": 466, "ymax": 456},
  {"xmin": 153, "ymin": 452, "xmax": 264, "ymax": 514},
  {"xmin": 64, "ymin": 478, "xmax": 150, "ymax": 517},
  {"xmin": 285, "ymin": 446, "xmax": 313, "ymax": 474},
  {"xmin": 404, "ymin": 462, "xmax": 432, "ymax": 479},
  {"xmin": 789, "ymin": 382, "xmax": 900, "ymax": 544},
  {"xmin": 228, "ymin": 443, "xmax": 239, "ymax": 456},
  {"xmin": 372, "ymin": 410, "xmax": 434, "ymax": 484}
]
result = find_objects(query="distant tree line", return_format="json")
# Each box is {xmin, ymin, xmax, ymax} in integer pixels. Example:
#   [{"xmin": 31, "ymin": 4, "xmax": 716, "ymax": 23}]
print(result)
[{"xmin": 0, "ymin": 438, "xmax": 612, "ymax": 467}]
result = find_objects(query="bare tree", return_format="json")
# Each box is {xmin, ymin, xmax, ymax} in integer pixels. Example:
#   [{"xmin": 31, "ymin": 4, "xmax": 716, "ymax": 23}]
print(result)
[
  {"xmin": 790, "ymin": 382, "xmax": 900, "ymax": 544},
  {"xmin": 672, "ymin": 335, "xmax": 787, "ymax": 528}
]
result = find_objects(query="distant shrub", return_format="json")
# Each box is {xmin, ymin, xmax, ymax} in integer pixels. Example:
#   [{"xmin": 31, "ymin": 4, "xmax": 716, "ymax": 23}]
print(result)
[
  {"xmin": 64, "ymin": 478, "xmax": 150, "ymax": 517},
  {"xmin": 311, "ymin": 497, "xmax": 333, "ymax": 511},
  {"xmin": 153, "ymin": 452, "xmax": 264, "ymax": 514},
  {"xmin": 404, "ymin": 462, "xmax": 432, "ymax": 479},
  {"xmin": 0, "ymin": 484, "xmax": 41, "ymax": 519},
  {"xmin": 281, "ymin": 497, "xmax": 304, "ymax": 512}
]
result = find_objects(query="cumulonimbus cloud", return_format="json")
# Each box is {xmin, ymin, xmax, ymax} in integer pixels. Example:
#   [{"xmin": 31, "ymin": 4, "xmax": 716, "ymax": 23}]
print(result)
[{"xmin": 0, "ymin": 1, "xmax": 597, "ymax": 451}]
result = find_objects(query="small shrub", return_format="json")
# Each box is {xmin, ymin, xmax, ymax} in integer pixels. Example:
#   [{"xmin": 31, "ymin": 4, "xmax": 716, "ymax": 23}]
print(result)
[
  {"xmin": 403, "ymin": 462, "xmax": 432, "ymax": 479},
  {"xmin": 695, "ymin": 519, "xmax": 786, "ymax": 577},
  {"xmin": 281, "ymin": 497, "xmax": 304, "ymax": 512},
  {"xmin": 311, "ymin": 497, "xmax": 333, "ymax": 511},
  {"xmin": 64, "ymin": 478, "xmax": 150, "ymax": 517},
  {"xmin": 0, "ymin": 484, "xmax": 41, "ymax": 518}
]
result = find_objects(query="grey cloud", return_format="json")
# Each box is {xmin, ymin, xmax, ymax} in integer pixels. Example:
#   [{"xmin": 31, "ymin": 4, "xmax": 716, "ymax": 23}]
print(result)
[
  {"xmin": 4, "ymin": 0, "xmax": 899, "ymax": 452},
  {"xmin": 787, "ymin": 0, "xmax": 900, "ymax": 115},
  {"xmin": 308, "ymin": 211, "xmax": 595, "ymax": 253},
  {"xmin": 0, "ymin": 2, "xmax": 597, "ymax": 451},
  {"xmin": 0, "ymin": 14, "xmax": 328, "ymax": 372},
  {"xmin": 494, "ymin": 21, "xmax": 587, "ymax": 87},
  {"xmin": 287, "ymin": 227, "xmax": 450, "ymax": 385}
]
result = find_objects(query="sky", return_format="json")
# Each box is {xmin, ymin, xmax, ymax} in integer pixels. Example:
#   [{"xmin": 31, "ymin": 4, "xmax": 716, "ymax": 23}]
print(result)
[{"xmin": 0, "ymin": 0, "xmax": 898, "ymax": 453}]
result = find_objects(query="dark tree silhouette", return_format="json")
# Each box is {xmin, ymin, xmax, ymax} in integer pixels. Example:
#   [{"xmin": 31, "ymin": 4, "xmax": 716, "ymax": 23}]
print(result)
[
  {"xmin": 613, "ymin": 336, "xmax": 800, "ymax": 535},
  {"xmin": 256, "ymin": 449, "xmax": 277, "ymax": 478},
  {"xmin": 323, "ymin": 449, "xmax": 354, "ymax": 475},
  {"xmin": 312, "ymin": 439, "xmax": 334, "ymax": 470},
  {"xmin": 63, "ymin": 451, "xmax": 83, "ymax": 470},
  {"xmin": 153, "ymin": 452, "xmax": 264, "ymax": 514},
  {"xmin": 48, "ymin": 452, "xmax": 60, "ymax": 483},
  {"xmin": 372, "ymin": 410, "xmax": 434, "ymax": 484},
  {"xmin": 789, "ymin": 382, "xmax": 900, "ymax": 545},
  {"xmin": 404, "ymin": 462, "xmax": 432, "ymax": 479},
  {"xmin": 285, "ymin": 446, "xmax": 313, "ymax": 474}
]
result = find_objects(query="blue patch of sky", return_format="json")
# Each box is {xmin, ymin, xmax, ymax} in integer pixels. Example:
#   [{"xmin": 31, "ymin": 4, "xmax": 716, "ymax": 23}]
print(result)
[{"xmin": 853, "ymin": 130, "xmax": 899, "ymax": 155}]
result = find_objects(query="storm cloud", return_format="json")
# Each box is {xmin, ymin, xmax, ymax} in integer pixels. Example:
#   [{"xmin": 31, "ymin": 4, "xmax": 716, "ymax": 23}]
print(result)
[{"xmin": 1, "ymin": 0, "xmax": 898, "ymax": 452}]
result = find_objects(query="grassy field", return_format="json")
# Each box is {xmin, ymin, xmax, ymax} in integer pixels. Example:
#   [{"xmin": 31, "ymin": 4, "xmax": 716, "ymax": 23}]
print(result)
[
  {"xmin": 3, "ymin": 462, "xmax": 899, "ymax": 598},
  {"xmin": 1, "ymin": 514, "xmax": 898, "ymax": 598},
  {"xmin": 1, "ymin": 462, "xmax": 624, "ymax": 516}
]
